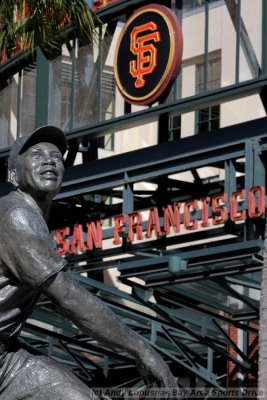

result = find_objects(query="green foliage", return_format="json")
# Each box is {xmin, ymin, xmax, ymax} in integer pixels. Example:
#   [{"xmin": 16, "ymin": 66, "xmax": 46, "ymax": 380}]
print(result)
[{"xmin": 0, "ymin": 0, "xmax": 99, "ymax": 61}]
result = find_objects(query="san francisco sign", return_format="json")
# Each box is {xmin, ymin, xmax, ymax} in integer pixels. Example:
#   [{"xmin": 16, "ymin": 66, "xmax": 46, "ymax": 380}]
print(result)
[
  {"xmin": 114, "ymin": 4, "xmax": 183, "ymax": 105},
  {"xmin": 55, "ymin": 186, "xmax": 265, "ymax": 255}
]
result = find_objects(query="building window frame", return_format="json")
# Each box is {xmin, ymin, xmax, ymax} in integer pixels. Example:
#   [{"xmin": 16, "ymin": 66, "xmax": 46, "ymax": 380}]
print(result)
[{"xmin": 195, "ymin": 51, "xmax": 221, "ymax": 134}]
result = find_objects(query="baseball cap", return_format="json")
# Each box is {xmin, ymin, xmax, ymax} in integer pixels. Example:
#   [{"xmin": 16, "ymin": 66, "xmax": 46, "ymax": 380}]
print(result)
[{"xmin": 8, "ymin": 125, "xmax": 68, "ymax": 170}]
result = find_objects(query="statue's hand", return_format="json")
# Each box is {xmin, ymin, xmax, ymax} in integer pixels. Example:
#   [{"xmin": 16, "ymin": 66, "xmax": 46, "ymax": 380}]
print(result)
[{"xmin": 134, "ymin": 344, "xmax": 181, "ymax": 399}]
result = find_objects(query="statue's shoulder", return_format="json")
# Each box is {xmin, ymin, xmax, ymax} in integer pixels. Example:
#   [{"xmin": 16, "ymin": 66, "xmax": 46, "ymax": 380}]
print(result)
[
  {"xmin": 0, "ymin": 191, "xmax": 39, "ymax": 227},
  {"xmin": 0, "ymin": 190, "xmax": 27, "ymax": 211}
]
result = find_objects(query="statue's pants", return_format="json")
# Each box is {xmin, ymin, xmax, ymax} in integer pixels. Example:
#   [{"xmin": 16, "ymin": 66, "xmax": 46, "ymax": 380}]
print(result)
[{"xmin": 0, "ymin": 343, "xmax": 98, "ymax": 399}]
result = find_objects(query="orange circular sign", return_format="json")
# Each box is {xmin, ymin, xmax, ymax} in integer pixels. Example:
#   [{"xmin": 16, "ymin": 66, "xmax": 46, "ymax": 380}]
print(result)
[{"xmin": 114, "ymin": 4, "xmax": 183, "ymax": 106}]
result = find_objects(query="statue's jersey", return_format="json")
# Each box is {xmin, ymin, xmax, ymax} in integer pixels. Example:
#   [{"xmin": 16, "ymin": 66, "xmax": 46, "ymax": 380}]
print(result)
[{"xmin": 0, "ymin": 189, "xmax": 66, "ymax": 340}]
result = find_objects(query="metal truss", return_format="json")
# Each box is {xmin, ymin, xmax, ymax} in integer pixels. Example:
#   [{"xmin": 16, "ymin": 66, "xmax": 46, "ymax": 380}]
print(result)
[
  {"xmin": 0, "ymin": 117, "xmax": 265, "ymax": 389},
  {"xmin": 10, "ymin": 116, "xmax": 265, "ymax": 390}
]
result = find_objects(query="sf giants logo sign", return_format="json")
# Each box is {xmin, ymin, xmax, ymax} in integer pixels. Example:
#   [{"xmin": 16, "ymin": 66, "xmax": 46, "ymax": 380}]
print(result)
[
  {"xmin": 114, "ymin": 4, "xmax": 183, "ymax": 105},
  {"xmin": 130, "ymin": 22, "xmax": 160, "ymax": 88}
]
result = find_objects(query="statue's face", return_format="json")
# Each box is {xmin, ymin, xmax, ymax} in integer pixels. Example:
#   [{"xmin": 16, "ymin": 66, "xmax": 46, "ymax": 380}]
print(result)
[{"xmin": 14, "ymin": 142, "xmax": 65, "ymax": 199}]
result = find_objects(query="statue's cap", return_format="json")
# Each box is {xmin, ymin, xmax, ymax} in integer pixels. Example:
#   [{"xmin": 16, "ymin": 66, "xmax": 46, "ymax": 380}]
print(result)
[{"xmin": 8, "ymin": 125, "xmax": 68, "ymax": 170}]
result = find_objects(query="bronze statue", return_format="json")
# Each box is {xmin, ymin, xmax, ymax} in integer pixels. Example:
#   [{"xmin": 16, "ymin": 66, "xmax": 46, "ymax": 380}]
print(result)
[{"xmin": 0, "ymin": 126, "xmax": 180, "ymax": 399}]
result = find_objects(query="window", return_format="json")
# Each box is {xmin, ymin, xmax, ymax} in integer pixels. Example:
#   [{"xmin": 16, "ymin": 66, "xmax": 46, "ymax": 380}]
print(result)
[
  {"xmin": 183, "ymin": 0, "xmax": 205, "ymax": 11},
  {"xmin": 98, "ymin": 71, "xmax": 115, "ymax": 151},
  {"xmin": 196, "ymin": 57, "xmax": 221, "ymax": 93},
  {"xmin": 60, "ymin": 62, "xmax": 72, "ymax": 130},
  {"xmin": 20, "ymin": 63, "xmax": 36, "ymax": 135},
  {"xmin": 167, "ymin": 66, "xmax": 182, "ymax": 141},
  {"xmin": 0, "ymin": 62, "xmax": 37, "ymax": 149},
  {"xmin": 195, "ymin": 54, "xmax": 221, "ymax": 133},
  {"xmin": 196, "ymin": 105, "xmax": 220, "ymax": 133},
  {"xmin": 48, "ymin": 56, "xmax": 72, "ymax": 131},
  {"xmin": 168, "ymin": 115, "xmax": 181, "ymax": 141},
  {"xmin": 183, "ymin": 0, "xmax": 221, "ymax": 12}
]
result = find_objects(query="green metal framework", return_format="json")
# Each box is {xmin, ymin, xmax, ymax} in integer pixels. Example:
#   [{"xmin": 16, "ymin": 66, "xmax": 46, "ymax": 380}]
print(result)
[{"xmin": 19, "ymin": 117, "xmax": 266, "ymax": 390}]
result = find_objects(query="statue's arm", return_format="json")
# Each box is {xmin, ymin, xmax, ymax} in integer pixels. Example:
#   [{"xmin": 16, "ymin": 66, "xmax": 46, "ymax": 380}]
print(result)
[{"xmin": 42, "ymin": 270, "xmax": 179, "ymax": 394}]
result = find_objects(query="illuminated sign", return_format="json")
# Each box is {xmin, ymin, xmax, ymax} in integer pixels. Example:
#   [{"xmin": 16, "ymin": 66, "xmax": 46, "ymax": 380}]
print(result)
[
  {"xmin": 93, "ymin": 0, "xmax": 117, "ymax": 11},
  {"xmin": 114, "ymin": 4, "xmax": 183, "ymax": 105},
  {"xmin": 55, "ymin": 186, "xmax": 265, "ymax": 255}
]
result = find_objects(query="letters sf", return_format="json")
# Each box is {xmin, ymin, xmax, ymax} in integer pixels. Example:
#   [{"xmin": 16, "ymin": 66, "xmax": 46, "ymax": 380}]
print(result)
[{"xmin": 130, "ymin": 21, "xmax": 161, "ymax": 88}]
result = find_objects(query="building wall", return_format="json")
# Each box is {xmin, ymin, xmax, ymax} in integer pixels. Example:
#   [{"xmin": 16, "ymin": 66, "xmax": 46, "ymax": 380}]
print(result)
[{"xmin": 0, "ymin": 1, "xmax": 264, "ymax": 154}]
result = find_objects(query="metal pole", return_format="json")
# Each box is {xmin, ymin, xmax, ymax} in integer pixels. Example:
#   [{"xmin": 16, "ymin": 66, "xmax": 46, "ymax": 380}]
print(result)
[
  {"xmin": 70, "ymin": 39, "xmax": 77, "ymax": 130},
  {"xmin": 35, "ymin": 47, "xmax": 49, "ymax": 127},
  {"xmin": 204, "ymin": 0, "xmax": 209, "ymax": 92},
  {"xmin": 16, "ymin": 70, "xmax": 22, "ymax": 137},
  {"xmin": 262, "ymin": 0, "xmax": 267, "ymax": 75},
  {"xmin": 235, "ymin": 0, "xmax": 241, "ymax": 83}
]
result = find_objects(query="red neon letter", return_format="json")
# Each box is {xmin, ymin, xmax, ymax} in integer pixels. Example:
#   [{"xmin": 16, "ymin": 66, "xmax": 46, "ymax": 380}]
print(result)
[
  {"xmin": 127, "ymin": 212, "xmax": 143, "ymax": 243},
  {"xmin": 200, "ymin": 197, "xmax": 210, "ymax": 227},
  {"xmin": 145, "ymin": 208, "xmax": 162, "ymax": 238},
  {"xmin": 212, "ymin": 193, "xmax": 228, "ymax": 225},
  {"xmin": 184, "ymin": 200, "xmax": 198, "ymax": 230},
  {"xmin": 56, "ymin": 227, "xmax": 70, "ymax": 256},
  {"xmin": 230, "ymin": 189, "xmax": 246, "ymax": 222},
  {"xmin": 162, "ymin": 203, "xmax": 181, "ymax": 235},
  {"xmin": 70, "ymin": 224, "xmax": 87, "ymax": 254},
  {"xmin": 93, "ymin": 0, "xmax": 114, "ymax": 11},
  {"xmin": 93, "ymin": 0, "xmax": 103, "ymax": 11},
  {"xmin": 86, "ymin": 220, "xmax": 103, "ymax": 250},
  {"xmin": 248, "ymin": 186, "xmax": 266, "ymax": 218},
  {"xmin": 113, "ymin": 215, "xmax": 126, "ymax": 245}
]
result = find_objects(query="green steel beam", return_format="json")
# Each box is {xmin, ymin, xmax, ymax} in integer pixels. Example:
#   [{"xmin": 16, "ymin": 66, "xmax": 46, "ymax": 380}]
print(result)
[
  {"xmin": 204, "ymin": 0, "xmax": 209, "ymax": 92},
  {"xmin": 1, "ymin": 78, "xmax": 267, "ymax": 165},
  {"xmin": 16, "ymin": 70, "xmax": 22, "ymax": 138},
  {"xmin": 211, "ymin": 319, "xmax": 251, "ymax": 364},
  {"xmin": 35, "ymin": 48, "xmax": 50, "ymax": 127},
  {"xmin": 235, "ymin": 0, "xmax": 241, "ymax": 83},
  {"xmin": 225, "ymin": 276, "xmax": 261, "ymax": 290},
  {"xmin": 132, "ymin": 291, "xmax": 252, "ymax": 372},
  {"xmin": 150, "ymin": 290, "xmax": 258, "ymax": 336},
  {"xmin": 95, "ymin": 0, "xmax": 153, "ymax": 19},
  {"xmin": 117, "ymin": 240, "xmax": 263, "ymax": 275},
  {"xmin": 262, "ymin": 0, "xmax": 267, "ymax": 76},
  {"xmin": 54, "ymin": 118, "xmax": 267, "ymax": 201},
  {"xmin": 218, "ymin": 278, "xmax": 259, "ymax": 312},
  {"xmin": 62, "ymin": 77, "xmax": 267, "ymax": 144},
  {"xmin": 224, "ymin": 0, "xmax": 260, "ymax": 79}
]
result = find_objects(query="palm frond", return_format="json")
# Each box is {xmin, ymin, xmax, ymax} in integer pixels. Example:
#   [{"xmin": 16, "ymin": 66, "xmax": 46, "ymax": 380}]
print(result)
[{"xmin": 0, "ymin": 0, "xmax": 100, "ymax": 61}]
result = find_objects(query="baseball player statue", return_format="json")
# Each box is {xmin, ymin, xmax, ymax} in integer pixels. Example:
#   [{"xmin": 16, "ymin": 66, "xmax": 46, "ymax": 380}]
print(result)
[{"xmin": 0, "ymin": 126, "xmax": 180, "ymax": 399}]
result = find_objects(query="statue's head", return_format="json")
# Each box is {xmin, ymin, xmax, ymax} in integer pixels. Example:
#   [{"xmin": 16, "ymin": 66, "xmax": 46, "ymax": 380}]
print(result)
[{"xmin": 8, "ymin": 126, "xmax": 68, "ymax": 199}]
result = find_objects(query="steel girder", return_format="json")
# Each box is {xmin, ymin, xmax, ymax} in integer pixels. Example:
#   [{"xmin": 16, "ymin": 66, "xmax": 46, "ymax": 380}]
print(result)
[
  {"xmin": 11, "ymin": 117, "xmax": 266, "ymax": 390},
  {"xmin": 0, "ymin": 117, "xmax": 265, "ymax": 387}
]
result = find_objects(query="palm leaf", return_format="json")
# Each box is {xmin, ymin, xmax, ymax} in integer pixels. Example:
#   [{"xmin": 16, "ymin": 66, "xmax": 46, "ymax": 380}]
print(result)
[{"xmin": 0, "ymin": 0, "xmax": 100, "ymax": 61}]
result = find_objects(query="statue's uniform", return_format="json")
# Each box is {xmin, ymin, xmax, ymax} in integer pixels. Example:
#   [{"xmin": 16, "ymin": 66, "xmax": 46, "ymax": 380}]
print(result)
[{"xmin": 0, "ymin": 189, "xmax": 96, "ymax": 399}]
